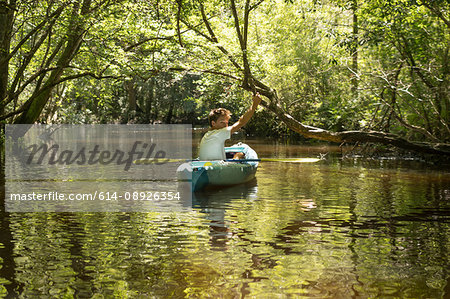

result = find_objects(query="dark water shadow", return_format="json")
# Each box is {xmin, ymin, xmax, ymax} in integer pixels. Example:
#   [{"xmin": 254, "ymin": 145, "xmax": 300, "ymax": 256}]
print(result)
[
  {"xmin": 190, "ymin": 179, "xmax": 258, "ymax": 251},
  {"xmin": 0, "ymin": 148, "xmax": 21, "ymax": 297},
  {"xmin": 192, "ymin": 178, "xmax": 258, "ymax": 207}
]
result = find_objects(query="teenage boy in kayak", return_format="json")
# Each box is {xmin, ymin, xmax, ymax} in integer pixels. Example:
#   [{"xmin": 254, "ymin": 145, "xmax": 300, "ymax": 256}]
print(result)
[{"xmin": 198, "ymin": 92, "xmax": 262, "ymax": 160}]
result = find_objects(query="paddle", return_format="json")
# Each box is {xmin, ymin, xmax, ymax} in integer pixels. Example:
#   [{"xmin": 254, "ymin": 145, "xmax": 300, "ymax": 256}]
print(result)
[
  {"xmin": 259, "ymin": 158, "xmax": 320, "ymax": 163},
  {"xmin": 133, "ymin": 157, "xmax": 320, "ymax": 164}
]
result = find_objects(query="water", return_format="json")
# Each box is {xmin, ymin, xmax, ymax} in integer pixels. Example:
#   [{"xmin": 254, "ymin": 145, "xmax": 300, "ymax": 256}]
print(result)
[{"xmin": 1, "ymin": 139, "xmax": 449, "ymax": 298}]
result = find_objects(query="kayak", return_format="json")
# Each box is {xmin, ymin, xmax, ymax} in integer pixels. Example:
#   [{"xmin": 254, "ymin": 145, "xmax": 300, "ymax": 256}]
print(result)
[{"xmin": 177, "ymin": 143, "xmax": 259, "ymax": 191}]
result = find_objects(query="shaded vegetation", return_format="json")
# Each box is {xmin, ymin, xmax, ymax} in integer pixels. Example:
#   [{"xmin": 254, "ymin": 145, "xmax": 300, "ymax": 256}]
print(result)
[{"xmin": 0, "ymin": 0, "xmax": 448, "ymax": 153}]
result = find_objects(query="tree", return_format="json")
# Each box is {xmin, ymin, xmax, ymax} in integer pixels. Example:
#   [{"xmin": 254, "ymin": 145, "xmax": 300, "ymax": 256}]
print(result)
[
  {"xmin": 0, "ymin": 0, "xmax": 15, "ymax": 117},
  {"xmin": 0, "ymin": 0, "xmax": 122, "ymax": 126},
  {"xmin": 1, "ymin": 0, "xmax": 449, "ymax": 156},
  {"xmin": 359, "ymin": 0, "xmax": 449, "ymax": 142},
  {"xmin": 173, "ymin": 0, "xmax": 449, "ymax": 155}
]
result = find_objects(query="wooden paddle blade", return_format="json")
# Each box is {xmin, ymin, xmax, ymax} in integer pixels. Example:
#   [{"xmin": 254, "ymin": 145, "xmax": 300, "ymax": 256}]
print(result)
[{"xmin": 260, "ymin": 158, "xmax": 320, "ymax": 163}]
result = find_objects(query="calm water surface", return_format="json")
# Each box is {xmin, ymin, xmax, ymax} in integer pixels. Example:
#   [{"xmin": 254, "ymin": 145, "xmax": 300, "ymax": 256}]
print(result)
[{"xmin": 1, "ymin": 139, "xmax": 449, "ymax": 298}]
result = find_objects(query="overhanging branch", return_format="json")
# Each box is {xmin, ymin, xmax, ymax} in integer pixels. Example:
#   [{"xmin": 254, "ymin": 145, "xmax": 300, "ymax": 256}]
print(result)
[{"xmin": 178, "ymin": 0, "xmax": 450, "ymax": 156}]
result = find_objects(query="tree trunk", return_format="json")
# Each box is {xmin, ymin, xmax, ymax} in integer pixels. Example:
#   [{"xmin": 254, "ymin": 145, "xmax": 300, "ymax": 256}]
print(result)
[
  {"xmin": 13, "ymin": 0, "xmax": 91, "ymax": 125},
  {"xmin": 0, "ymin": 0, "xmax": 16, "ymax": 116},
  {"xmin": 145, "ymin": 77, "xmax": 154, "ymax": 123},
  {"xmin": 351, "ymin": 0, "xmax": 358, "ymax": 95},
  {"xmin": 125, "ymin": 79, "xmax": 137, "ymax": 124},
  {"xmin": 126, "ymin": 79, "xmax": 137, "ymax": 112},
  {"xmin": 165, "ymin": 102, "xmax": 174, "ymax": 124}
]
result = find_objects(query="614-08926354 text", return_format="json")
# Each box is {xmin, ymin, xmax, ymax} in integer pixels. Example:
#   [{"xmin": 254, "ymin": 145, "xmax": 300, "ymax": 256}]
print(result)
[
  {"xmin": 5, "ymin": 124, "xmax": 192, "ymax": 212},
  {"xmin": 9, "ymin": 191, "xmax": 181, "ymax": 201}
]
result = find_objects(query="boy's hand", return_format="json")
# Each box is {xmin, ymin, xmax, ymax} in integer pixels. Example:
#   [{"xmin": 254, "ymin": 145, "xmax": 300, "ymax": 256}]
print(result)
[{"xmin": 252, "ymin": 92, "xmax": 262, "ymax": 108}]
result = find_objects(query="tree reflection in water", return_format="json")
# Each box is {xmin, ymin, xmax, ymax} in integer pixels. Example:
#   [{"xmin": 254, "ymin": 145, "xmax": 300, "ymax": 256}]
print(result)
[{"xmin": 0, "ymin": 145, "xmax": 449, "ymax": 297}]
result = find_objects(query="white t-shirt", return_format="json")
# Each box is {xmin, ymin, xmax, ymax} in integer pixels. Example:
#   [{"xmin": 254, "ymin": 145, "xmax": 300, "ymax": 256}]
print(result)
[{"xmin": 198, "ymin": 127, "xmax": 232, "ymax": 160}]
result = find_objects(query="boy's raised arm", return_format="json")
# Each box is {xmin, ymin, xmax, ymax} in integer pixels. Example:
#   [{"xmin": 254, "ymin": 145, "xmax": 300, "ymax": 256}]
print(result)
[{"xmin": 230, "ymin": 93, "xmax": 262, "ymax": 134}]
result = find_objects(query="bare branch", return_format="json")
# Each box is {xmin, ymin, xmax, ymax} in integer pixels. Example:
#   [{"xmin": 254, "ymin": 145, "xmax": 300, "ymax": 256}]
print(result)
[
  {"xmin": 199, "ymin": 4, "xmax": 217, "ymax": 42},
  {"xmin": 230, "ymin": 0, "xmax": 244, "ymax": 50},
  {"xmin": 124, "ymin": 36, "xmax": 173, "ymax": 52},
  {"xmin": 381, "ymin": 91, "xmax": 440, "ymax": 142},
  {"xmin": 0, "ymin": 4, "xmax": 65, "ymax": 69},
  {"xmin": 418, "ymin": 1, "xmax": 450, "ymax": 29},
  {"xmin": 197, "ymin": 4, "xmax": 243, "ymax": 71},
  {"xmin": 4, "ymin": 67, "xmax": 58, "ymax": 107},
  {"xmin": 230, "ymin": 0, "xmax": 252, "ymax": 88},
  {"xmin": 57, "ymin": 72, "xmax": 121, "ymax": 83},
  {"xmin": 176, "ymin": 0, "xmax": 184, "ymax": 47},
  {"xmin": 249, "ymin": 0, "xmax": 265, "ymax": 12},
  {"xmin": 34, "ymin": 39, "xmax": 65, "ymax": 92},
  {"xmin": 9, "ymin": 20, "xmax": 57, "ymax": 101},
  {"xmin": 0, "ymin": 105, "xmax": 27, "ymax": 121},
  {"xmin": 243, "ymin": 0, "xmax": 250, "ymax": 49},
  {"xmin": 181, "ymin": 17, "xmax": 212, "ymax": 41},
  {"xmin": 169, "ymin": 66, "xmax": 241, "ymax": 81},
  {"xmin": 260, "ymin": 96, "xmax": 450, "ymax": 155}
]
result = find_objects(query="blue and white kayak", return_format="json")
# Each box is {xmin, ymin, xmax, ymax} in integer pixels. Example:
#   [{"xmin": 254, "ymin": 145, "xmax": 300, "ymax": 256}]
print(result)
[{"xmin": 177, "ymin": 143, "xmax": 259, "ymax": 191}]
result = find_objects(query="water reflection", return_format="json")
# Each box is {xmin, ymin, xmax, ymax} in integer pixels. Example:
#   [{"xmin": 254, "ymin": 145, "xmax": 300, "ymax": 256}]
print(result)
[
  {"xmin": 1, "ymin": 141, "xmax": 449, "ymax": 297},
  {"xmin": 192, "ymin": 180, "xmax": 258, "ymax": 250}
]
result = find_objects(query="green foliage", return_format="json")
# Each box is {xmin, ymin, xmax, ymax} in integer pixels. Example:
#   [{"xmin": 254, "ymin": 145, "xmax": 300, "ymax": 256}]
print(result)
[
  {"xmin": 357, "ymin": 0, "xmax": 449, "ymax": 141},
  {"xmin": 1, "ymin": 0, "xmax": 448, "ymax": 143}
]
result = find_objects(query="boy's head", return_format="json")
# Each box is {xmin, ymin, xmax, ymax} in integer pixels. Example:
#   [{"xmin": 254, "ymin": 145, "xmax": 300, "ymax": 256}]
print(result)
[{"xmin": 208, "ymin": 108, "xmax": 231, "ymax": 129}]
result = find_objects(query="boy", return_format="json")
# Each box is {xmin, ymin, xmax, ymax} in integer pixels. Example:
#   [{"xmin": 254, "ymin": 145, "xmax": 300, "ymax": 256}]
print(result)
[{"xmin": 198, "ymin": 93, "xmax": 262, "ymax": 160}]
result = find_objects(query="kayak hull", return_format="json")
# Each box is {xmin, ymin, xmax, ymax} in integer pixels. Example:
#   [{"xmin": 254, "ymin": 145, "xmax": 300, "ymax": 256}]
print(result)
[{"xmin": 177, "ymin": 143, "xmax": 258, "ymax": 191}]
